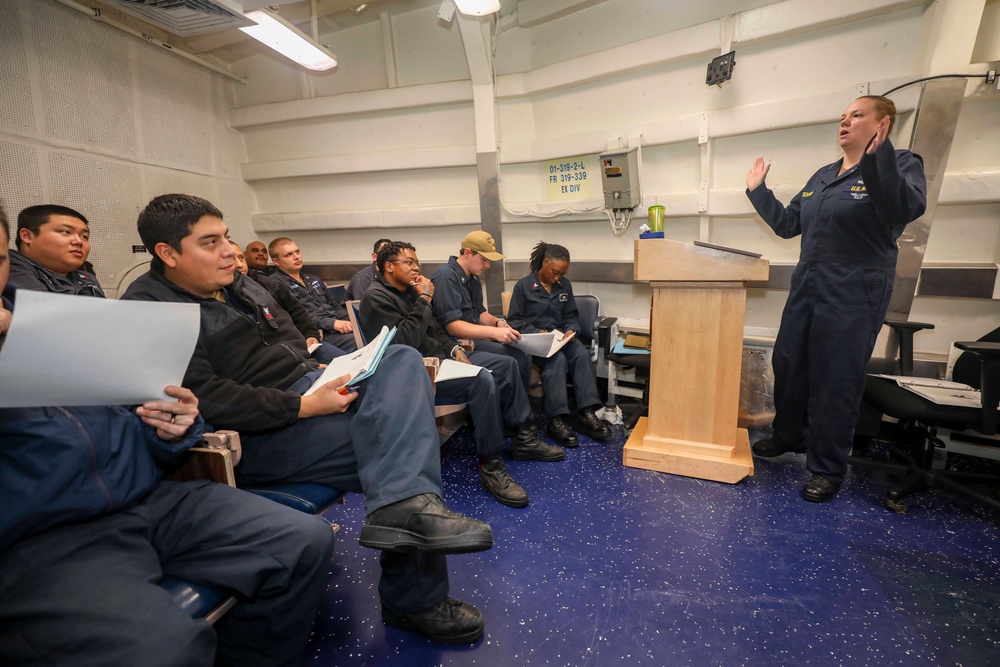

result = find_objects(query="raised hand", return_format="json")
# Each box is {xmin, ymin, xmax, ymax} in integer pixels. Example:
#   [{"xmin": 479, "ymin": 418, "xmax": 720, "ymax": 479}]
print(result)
[
  {"xmin": 866, "ymin": 115, "xmax": 890, "ymax": 155},
  {"xmin": 747, "ymin": 156, "xmax": 771, "ymax": 192}
]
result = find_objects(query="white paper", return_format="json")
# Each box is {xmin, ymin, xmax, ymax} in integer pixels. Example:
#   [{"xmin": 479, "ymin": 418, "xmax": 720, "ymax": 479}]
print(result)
[
  {"xmin": 304, "ymin": 326, "xmax": 393, "ymax": 395},
  {"xmin": 902, "ymin": 385, "xmax": 983, "ymax": 409},
  {"xmin": 871, "ymin": 374, "xmax": 973, "ymax": 391},
  {"xmin": 0, "ymin": 291, "xmax": 200, "ymax": 407},
  {"xmin": 435, "ymin": 359, "xmax": 488, "ymax": 383},
  {"xmin": 510, "ymin": 330, "xmax": 574, "ymax": 358}
]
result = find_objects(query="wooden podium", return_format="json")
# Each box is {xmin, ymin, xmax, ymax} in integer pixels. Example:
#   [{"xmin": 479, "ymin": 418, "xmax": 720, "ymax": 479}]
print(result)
[{"xmin": 623, "ymin": 239, "xmax": 770, "ymax": 483}]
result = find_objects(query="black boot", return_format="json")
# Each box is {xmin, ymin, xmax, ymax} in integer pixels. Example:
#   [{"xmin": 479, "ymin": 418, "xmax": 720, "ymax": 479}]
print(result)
[
  {"xmin": 577, "ymin": 407, "xmax": 612, "ymax": 441},
  {"xmin": 479, "ymin": 456, "xmax": 529, "ymax": 507},
  {"xmin": 383, "ymin": 596, "xmax": 484, "ymax": 644},
  {"xmin": 360, "ymin": 494, "xmax": 494, "ymax": 553},
  {"xmin": 547, "ymin": 415, "xmax": 579, "ymax": 447},
  {"xmin": 511, "ymin": 424, "xmax": 565, "ymax": 461}
]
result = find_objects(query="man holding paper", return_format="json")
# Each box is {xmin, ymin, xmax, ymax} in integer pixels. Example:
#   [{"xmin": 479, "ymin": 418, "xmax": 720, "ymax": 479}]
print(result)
[
  {"xmin": 360, "ymin": 242, "xmax": 566, "ymax": 509},
  {"xmin": 0, "ymin": 209, "xmax": 336, "ymax": 666},
  {"xmin": 123, "ymin": 194, "xmax": 493, "ymax": 645},
  {"xmin": 507, "ymin": 242, "xmax": 612, "ymax": 445}
]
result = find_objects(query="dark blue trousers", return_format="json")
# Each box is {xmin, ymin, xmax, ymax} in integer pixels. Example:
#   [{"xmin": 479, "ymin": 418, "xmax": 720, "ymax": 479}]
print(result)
[
  {"xmin": 0, "ymin": 480, "xmax": 334, "ymax": 667},
  {"xmin": 468, "ymin": 346, "xmax": 532, "ymax": 427},
  {"xmin": 435, "ymin": 368, "xmax": 504, "ymax": 458},
  {"xmin": 771, "ymin": 263, "xmax": 893, "ymax": 484},
  {"xmin": 236, "ymin": 345, "xmax": 450, "ymax": 614},
  {"xmin": 533, "ymin": 338, "xmax": 602, "ymax": 417},
  {"xmin": 474, "ymin": 339, "xmax": 531, "ymax": 391}
]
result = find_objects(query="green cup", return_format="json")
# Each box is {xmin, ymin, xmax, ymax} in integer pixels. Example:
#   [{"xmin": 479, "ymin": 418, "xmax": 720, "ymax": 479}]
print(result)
[{"xmin": 648, "ymin": 204, "xmax": 665, "ymax": 232}]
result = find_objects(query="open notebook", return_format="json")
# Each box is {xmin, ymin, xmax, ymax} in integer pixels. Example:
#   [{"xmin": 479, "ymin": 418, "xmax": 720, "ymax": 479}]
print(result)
[
  {"xmin": 510, "ymin": 330, "xmax": 575, "ymax": 358},
  {"xmin": 304, "ymin": 326, "xmax": 396, "ymax": 395}
]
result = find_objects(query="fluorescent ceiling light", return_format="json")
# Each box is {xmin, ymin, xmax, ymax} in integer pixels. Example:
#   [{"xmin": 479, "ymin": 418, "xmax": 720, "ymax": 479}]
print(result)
[
  {"xmin": 240, "ymin": 9, "xmax": 337, "ymax": 71},
  {"xmin": 453, "ymin": 0, "xmax": 501, "ymax": 16}
]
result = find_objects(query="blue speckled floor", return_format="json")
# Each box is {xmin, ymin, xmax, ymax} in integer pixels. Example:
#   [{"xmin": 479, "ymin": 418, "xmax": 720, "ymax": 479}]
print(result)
[{"xmin": 305, "ymin": 419, "xmax": 1000, "ymax": 666}]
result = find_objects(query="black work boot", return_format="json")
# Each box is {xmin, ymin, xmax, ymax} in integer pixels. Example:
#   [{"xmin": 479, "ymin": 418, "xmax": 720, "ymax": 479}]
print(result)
[
  {"xmin": 577, "ymin": 407, "xmax": 612, "ymax": 441},
  {"xmin": 383, "ymin": 596, "xmax": 484, "ymax": 644},
  {"xmin": 511, "ymin": 423, "xmax": 565, "ymax": 461},
  {"xmin": 360, "ymin": 494, "xmax": 493, "ymax": 553},
  {"xmin": 547, "ymin": 415, "xmax": 579, "ymax": 447},
  {"xmin": 479, "ymin": 456, "xmax": 529, "ymax": 508}
]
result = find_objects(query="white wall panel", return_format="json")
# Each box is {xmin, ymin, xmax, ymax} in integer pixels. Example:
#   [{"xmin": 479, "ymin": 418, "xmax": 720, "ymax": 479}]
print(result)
[
  {"xmin": 137, "ymin": 41, "xmax": 212, "ymax": 172},
  {"xmin": 242, "ymin": 105, "xmax": 475, "ymax": 163},
  {"xmin": 392, "ymin": 4, "xmax": 469, "ymax": 87},
  {"xmin": 517, "ymin": 0, "xmax": 773, "ymax": 70},
  {"xmin": 48, "ymin": 151, "xmax": 145, "ymax": 290},
  {"xmin": 214, "ymin": 178, "xmax": 258, "ymax": 246},
  {"xmin": 524, "ymin": 10, "xmax": 921, "ymax": 144},
  {"xmin": 210, "ymin": 77, "xmax": 248, "ymax": 181},
  {"xmin": 144, "ymin": 166, "xmax": 217, "ymax": 203},
  {"xmin": 251, "ymin": 167, "xmax": 479, "ymax": 214},
  {"xmin": 3, "ymin": 0, "xmax": 251, "ymax": 293},
  {"xmin": 311, "ymin": 21, "xmax": 389, "ymax": 96},
  {"xmin": 924, "ymin": 203, "xmax": 1000, "ymax": 263},
  {"xmin": 0, "ymin": 1, "xmax": 35, "ymax": 136},
  {"xmin": 0, "ymin": 141, "xmax": 44, "ymax": 224},
  {"xmin": 946, "ymin": 97, "xmax": 1000, "ymax": 171},
  {"xmin": 232, "ymin": 53, "xmax": 303, "ymax": 108},
  {"xmin": 32, "ymin": 0, "xmax": 137, "ymax": 156}
]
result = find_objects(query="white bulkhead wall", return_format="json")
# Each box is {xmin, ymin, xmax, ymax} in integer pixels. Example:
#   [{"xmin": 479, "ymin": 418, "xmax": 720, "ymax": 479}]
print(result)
[
  {"xmin": 231, "ymin": 0, "xmax": 999, "ymax": 360},
  {"xmin": 0, "ymin": 0, "xmax": 257, "ymax": 298}
]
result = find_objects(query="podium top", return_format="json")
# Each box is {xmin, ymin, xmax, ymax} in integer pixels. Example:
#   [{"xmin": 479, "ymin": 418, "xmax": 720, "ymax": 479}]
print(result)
[{"xmin": 634, "ymin": 239, "xmax": 770, "ymax": 282}]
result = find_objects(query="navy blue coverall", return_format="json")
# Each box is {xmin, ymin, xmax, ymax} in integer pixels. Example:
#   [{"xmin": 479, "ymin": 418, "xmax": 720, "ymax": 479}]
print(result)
[
  {"xmin": 507, "ymin": 273, "xmax": 603, "ymax": 418},
  {"xmin": 430, "ymin": 257, "xmax": 533, "ymax": 426},
  {"xmin": 264, "ymin": 269, "xmax": 358, "ymax": 352},
  {"xmin": 746, "ymin": 137, "xmax": 926, "ymax": 484}
]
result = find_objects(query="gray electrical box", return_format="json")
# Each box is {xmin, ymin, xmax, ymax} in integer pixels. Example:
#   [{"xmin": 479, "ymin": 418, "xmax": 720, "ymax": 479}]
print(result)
[{"xmin": 599, "ymin": 148, "xmax": 641, "ymax": 209}]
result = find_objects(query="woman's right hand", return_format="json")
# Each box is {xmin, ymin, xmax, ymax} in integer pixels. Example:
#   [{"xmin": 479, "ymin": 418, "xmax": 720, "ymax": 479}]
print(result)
[{"xmin": 747, "ymin": 156, "xmax": 771, "ymax": 192}]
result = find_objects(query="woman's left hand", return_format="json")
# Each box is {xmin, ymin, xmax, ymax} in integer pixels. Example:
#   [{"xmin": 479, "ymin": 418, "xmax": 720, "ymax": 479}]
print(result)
[{"xmin": 867, "ymin": 115, "xmax": 890, "ymax": 155}]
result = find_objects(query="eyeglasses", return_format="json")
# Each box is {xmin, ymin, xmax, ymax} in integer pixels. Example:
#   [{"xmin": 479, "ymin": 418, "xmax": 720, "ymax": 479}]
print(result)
[{"xmin": 388, "ymin": 259, "xmax": 420, "ymax": 269}]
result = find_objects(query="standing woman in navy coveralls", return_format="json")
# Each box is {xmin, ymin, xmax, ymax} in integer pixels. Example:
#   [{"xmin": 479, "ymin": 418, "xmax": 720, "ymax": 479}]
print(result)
[
  {"xmin": 507, "ymin": 242, "xmax": 612, "ymax": 446},
  {"xmin": 746, "ymin": 95, "xmax": 926, "ymax": 502}
]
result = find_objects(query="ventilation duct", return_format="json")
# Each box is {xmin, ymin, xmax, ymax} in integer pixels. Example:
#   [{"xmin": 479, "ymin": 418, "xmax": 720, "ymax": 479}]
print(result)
[{"xmin": 111, "ymin": 0, "xmax": 255, "ymax": 36}]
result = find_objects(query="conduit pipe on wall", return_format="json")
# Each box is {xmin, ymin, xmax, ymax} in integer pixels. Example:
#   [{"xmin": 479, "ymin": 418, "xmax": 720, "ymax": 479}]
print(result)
[{"xmin": 54, "ymin": 0, "xmax": 247, "ymax": 84}]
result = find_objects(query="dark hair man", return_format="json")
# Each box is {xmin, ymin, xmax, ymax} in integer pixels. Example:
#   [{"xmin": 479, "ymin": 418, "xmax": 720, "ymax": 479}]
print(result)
[
  {"xmin": 345, "ymin": 237, "xmax": 392, "ymax": 301},
  {"xmin": 244, "ymin": 240, "xmax": 274, "ymax": 281},
  {"xmin": 122, "ymin": 193, "xmax": 492, "ymax": 644},
  {"xmin": 360, "ymin": 242, "xmax": 565, "ymax": 507},
  {"xmin": 9, "ymin": 204, "xmax": 104, "ymax": 296},
  {"xmin": 0, "ymin": 208, "xmax": 336, "ymax": 666},
  {"xmin": 265, "ymin": 236, "xmax": 357, "ymax": 353}
]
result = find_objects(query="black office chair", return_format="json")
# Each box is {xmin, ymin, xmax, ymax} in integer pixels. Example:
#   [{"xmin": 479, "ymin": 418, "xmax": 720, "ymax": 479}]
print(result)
[{"xmin": 852, "ymin": 322, "xmax": 1000, "ymax": 513}]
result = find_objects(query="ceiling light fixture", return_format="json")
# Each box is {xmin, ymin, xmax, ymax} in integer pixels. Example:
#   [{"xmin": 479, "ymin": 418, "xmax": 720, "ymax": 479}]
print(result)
[
  {"xmin": 240, "ymin": 9, "xmax": 337, "ymax": 71},
  {"xmin": 453, "ymin": 0, "xmax": 500, "ymax": 16},
  {"xmin": 353, "ymin": 3, "xmax": 368, "ymax": 14}
]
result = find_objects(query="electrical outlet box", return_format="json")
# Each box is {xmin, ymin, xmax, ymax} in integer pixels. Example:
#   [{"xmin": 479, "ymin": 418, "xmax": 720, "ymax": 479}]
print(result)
[
  {"xmin": 599, "ymin": 148, "xmax": 641, "ymax": 210},
  {"xmin": 706, "ymin": 51, "xmax": 736, "ymax": 86}
]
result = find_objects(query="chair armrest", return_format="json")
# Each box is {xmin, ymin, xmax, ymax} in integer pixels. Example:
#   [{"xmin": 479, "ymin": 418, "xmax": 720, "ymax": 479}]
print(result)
[
  {"xmin": 165, "ymin": 447, "xmax": 236, "ymax": 487},
  {"xmin": 424, "ymin": 357, "xmax": 439, "ymax": 394},
  {"xmin": 954, "ymin": 341, "xmax": 1000, "ymax": 436},
  {"xmin": 885, "ymin": 319, "xmax": 936, "ymax": 376},
  {"xmin": 597, "ymin": 316, "xmax": 618, "ymax": 353},
  {"xmin": 200, "ymin": 430, "xmax": 242, "ymax": 466}
]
